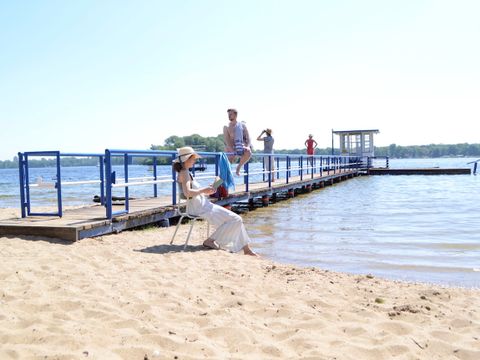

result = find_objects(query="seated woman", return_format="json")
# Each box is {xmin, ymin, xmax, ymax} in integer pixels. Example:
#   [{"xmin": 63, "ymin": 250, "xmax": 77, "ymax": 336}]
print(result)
[{"xmin": 173, "ymin": 146, "xmax": 257, "ymax": 256}]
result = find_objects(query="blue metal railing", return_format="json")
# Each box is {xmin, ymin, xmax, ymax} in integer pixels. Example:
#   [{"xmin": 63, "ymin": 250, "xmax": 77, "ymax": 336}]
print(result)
[
  {"xmin": 367, "ymin": 156, "xmax": 389, "ymax": 169},
  {"xmin": 18, "ymin": 151, "xmax": 105, "ymax": 218},
  {"xmin": 238, "ymin": 153, "xmax": 363, "ymax": 192},
  {"xmin": 104, "ymin": 149, "xmax": 221, "ymax": 219},
  {"xmin": 18, "ymin": 149, "xmax": 364, "ymax": 220},
  {"xmin": 104, "ymin": 149, "xmax": 177, "ymax": 219},
  {"xmin": 467, "ymin": 159, "xmax": 480, "ymax": 175}
]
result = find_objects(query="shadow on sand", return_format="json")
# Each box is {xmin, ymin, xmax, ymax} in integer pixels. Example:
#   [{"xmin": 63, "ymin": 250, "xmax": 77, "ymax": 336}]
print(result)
[{"xmin": 134, "ymin": 243, "xmax": 215, "ymax": 255}]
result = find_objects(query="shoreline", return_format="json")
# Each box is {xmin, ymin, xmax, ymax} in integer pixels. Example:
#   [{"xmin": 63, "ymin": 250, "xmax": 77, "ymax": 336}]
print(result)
[
  {"xmin": 1, "ymin": 206, "xmax": 478, "ymax": 291},
  {"xmin": 1, "ymin": 208, "xmax": 479, "ymax": 359}
]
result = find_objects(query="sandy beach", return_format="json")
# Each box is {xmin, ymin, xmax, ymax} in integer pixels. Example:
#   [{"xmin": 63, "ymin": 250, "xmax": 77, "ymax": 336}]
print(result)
[{"xmin": 0, "ymin": 208, "xmax": 479, "ymax": 359}]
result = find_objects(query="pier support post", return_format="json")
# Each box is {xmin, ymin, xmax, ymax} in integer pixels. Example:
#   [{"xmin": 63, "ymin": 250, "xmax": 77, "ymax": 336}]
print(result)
[
  {"xmin": 271, "ymin": 193, "xmax": 277, "ymax": 203},
  {"xmin": 261, "ymin": 195, "xmax": 270, "ymax": 207},
  {"xmin": 288, "ymin": 189, "xmax": 295, "ymax": 198}
]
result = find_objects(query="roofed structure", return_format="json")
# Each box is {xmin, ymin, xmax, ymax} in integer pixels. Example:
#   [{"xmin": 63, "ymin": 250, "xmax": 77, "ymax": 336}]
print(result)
[{"xmin": 333, "ymin": 129, "xmax": 379, "ymax": 158}]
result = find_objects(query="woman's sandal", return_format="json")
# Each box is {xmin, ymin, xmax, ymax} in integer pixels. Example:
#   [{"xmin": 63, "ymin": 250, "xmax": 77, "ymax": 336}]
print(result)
[{"xmin": 202, "ymin": 239, "xmax": 220, "ymax": 250}]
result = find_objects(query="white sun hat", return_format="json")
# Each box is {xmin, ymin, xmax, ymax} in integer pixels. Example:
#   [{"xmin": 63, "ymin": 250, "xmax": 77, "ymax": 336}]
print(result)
[{"xmin": 174, "ymin": 146, "xmax": 202, "ymax": 163}]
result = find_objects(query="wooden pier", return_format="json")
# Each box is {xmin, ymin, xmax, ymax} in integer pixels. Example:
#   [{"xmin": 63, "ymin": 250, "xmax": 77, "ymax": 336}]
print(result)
[
  {"xmin": 368, "ymin": 168, "xmax": 471, "ymax": 175},
  {"xmin": 0, "ymin": 170, "xmax": 359, "ymax": 241}
]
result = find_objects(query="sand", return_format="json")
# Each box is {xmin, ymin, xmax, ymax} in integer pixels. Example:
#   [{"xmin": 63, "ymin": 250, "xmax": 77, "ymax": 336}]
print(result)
[{"xmin": 0, "ymin": 208, "xmax": 479, "ymax": 359}]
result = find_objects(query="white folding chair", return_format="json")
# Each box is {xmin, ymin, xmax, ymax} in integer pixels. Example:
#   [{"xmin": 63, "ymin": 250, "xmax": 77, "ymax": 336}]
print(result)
[{"xmin": 170, "ymin": 191, "xmax": 209, "ymax": 251}]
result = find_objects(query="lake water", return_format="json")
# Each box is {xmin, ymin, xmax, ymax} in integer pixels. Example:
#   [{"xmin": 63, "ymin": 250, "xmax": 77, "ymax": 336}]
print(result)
[{"xmin": 1, "ymin": 158, "xmax": 479, "ymax": 288}]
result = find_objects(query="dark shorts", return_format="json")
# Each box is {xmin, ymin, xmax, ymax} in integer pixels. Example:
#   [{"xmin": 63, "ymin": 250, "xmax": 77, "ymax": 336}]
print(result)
[{"xmin": 234, "ymin": 144, "xmax": 245, "ymax": 156}]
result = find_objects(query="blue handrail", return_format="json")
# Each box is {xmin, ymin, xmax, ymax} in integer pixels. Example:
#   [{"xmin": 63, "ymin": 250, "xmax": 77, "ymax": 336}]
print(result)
[
  {"xmin": 467, "ymin": 159, "xmax": 480, "ymax": 175},
  {"xmin": 18, "ymin": 151, "xmax": 105, "ymax": 218},
  {"xmin": 104, "ymin": 149, "xmax": 178, "ymax": 218},
  {"xmin": 239, "ymin": 153, "xmax": 363, "ymax": 195},
  {"xmin": 18, "ymin": 149, "xmax": 364, "ymax": 220}
]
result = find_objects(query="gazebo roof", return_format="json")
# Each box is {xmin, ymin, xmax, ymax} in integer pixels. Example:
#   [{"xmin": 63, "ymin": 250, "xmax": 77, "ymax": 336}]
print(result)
[{"xmin": 332, "ymin": 129, "xmax": 379, "ymax": 135}]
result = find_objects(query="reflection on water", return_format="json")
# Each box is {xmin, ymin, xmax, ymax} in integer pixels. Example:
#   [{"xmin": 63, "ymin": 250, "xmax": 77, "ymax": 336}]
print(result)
[{"xmin": 244, "ymin": 174, "xmax": 480, "ymax": 288}]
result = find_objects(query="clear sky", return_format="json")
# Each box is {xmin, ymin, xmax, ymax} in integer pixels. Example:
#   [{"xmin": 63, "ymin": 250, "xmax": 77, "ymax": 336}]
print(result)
[{"xmin": 1, "ymin": 0, "xmax": 479, "ymax": 160}]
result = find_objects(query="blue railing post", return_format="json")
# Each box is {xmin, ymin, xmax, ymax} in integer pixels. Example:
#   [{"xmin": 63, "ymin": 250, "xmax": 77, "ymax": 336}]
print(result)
[
  {"xmin": 24, "ymin": 154, "xmax": 31, "ymax": 216},
  {"xmin": 268, "ymin": 155, "xmax": 272, "ymax": 188},
  {"xmin": 55, "ymin": 152, "xmax": 63, "ymax": 217},
  {"xmin": 18, "ymin": 152, "xmax": 26, "ymax": 218},
  {"xmin": 124, "ymin": 153, "xmax": 129, "ymax": 213},
  {"xmin": 262, "ymin": 155, "xmax": 265, "ymax": 182},
  {"xmin": 153, "ymin": 156, "xmax": 158, "ymax": 198},
  {"xmin": 276, "ymin": 157, "xmax": 279, "ymax": 180},
  {"xmin": 171, "ymin": 154, "xmax": 177, "ymax": 205},
  {"xmin": 300, "ymin": 156, "xmax": 303, "ymax": 181},
  {"xmin": 244, "ymin": 162, "xmax": 249, "ymax": 192},
  {"xmin": 105, "ymin": 150, "xmax": 113, "ymax": 219},
  {"xmin": 215, "ymin": 154, "xmax": 220, "ymax": 177},
  {"xmin": 319, "ymin": 156, "xmax": 323, "ymax": 177},
  {"xmin": 286, "ymin": 156, "xmax": 290, "ymax": 184},
  {"xmin": 311, "ymin": 156, "xmax": 314, "ymax": 179},
  {"xmin": 99, "ymin": 155, "xmax": 105, "ymax": 205}
]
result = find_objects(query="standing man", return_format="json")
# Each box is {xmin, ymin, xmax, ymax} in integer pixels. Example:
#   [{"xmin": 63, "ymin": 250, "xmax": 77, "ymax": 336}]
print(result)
[
  {"xmin": 257, "ymin": 128, "xmax": 275, "ymax": 181},
  {"xmin": 305, "ymin": 134, "xmax": 318, "ymax": 167},
  {"xmin": 223, "ymin": 108, "xmax": 252, "ymax": 176}
]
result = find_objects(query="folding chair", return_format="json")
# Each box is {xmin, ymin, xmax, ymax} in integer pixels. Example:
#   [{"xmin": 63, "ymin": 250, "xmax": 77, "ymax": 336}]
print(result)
[{"xmin": 170, "ymin": 192, "xmax": 209, "ymax": 251}]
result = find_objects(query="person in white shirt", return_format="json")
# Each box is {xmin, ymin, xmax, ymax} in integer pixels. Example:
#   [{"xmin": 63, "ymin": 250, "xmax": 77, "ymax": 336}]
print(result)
[{"xmin": 173, "ymin": 146, "xmax": 257, "ymax": 256}]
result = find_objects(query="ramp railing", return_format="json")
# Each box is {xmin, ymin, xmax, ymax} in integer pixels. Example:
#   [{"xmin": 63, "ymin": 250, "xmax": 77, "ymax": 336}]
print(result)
[
  {"xmin": 18, "ymin": 149, "xmax": 363, "ymax": 219},
  {"xmin": 18, "ymin": 151, "xmax": 105, "ymax": 218}
]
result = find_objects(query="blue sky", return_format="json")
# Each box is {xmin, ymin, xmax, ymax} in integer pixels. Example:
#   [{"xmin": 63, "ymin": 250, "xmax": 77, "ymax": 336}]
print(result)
[{"xmin": 1, "ymin": 0, "xmax": 479, "ymax": 160}]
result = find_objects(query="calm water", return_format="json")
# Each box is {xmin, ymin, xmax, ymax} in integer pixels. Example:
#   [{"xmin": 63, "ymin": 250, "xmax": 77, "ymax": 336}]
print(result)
[{"xmin": 1, "ymin": 158, "xmax": 479, "ymax": 287}]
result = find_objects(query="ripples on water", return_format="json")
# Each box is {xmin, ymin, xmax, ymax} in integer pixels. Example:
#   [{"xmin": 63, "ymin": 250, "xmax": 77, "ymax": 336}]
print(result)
[
  {"xmin": 244, "ymin": 173, "xmax": 480, "ymax": 288},
  {"xmin": 1, "ymin": 158, "xmax": 479, "ymax": 287}
]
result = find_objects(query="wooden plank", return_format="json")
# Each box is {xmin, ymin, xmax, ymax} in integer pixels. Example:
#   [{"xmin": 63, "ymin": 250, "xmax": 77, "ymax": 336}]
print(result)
[{"xmin": 0, "ymin": 224, "xmax": 78, "ymax": 241}]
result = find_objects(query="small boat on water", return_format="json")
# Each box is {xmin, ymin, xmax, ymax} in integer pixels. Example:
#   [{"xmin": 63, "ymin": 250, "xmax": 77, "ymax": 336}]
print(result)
[{"xmin": 194, "ymin": 161, "xmax": 207, "ymax": 171}]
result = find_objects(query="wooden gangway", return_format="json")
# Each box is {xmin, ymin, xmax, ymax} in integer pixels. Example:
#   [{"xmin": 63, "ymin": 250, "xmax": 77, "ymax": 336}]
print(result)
[
  {"xmin": 368, "ymin": 168, "xmax": 471, "ymax": 175},
  {"xmin": 6, "ymin": 149, "xmax": 471, "ymax": 241},
  {"xmin": 0, "ymin": 170, "xmax": 359, "ymax": 241}
]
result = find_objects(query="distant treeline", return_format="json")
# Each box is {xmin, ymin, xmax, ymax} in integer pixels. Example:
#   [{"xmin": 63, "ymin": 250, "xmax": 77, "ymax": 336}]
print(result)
[
  {"xmin": 373, "ymin": 143, "xmax": 480, "ymax": 158},
  {"xmin": 1, "ymin": 137, "xmax": 479, "ymax": 169},
  {"xmin": 150, "ymin": 134, "xmax": 226, "ymax": 153}
]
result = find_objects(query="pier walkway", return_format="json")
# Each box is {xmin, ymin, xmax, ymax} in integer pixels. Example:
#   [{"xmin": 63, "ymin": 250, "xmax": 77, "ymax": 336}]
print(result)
[
  {"xmin": 0, "ymin": 150, "xmax": 361, "ymax": 241},
  {"xmin": 1, "ymin": 150, "xmax": 472, "ymax": 241}
]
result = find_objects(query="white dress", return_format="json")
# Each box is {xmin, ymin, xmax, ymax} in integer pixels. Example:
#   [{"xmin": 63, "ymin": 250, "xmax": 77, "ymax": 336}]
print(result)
[{"xmin": 179, "ymin": 170, "xmax": 250, "ymax": 253}]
